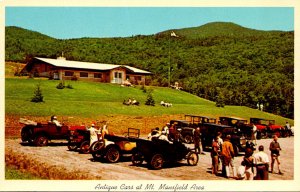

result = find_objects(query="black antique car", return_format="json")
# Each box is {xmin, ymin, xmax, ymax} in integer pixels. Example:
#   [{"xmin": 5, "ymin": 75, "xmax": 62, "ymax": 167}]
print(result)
[
  {"xmin": 219, "ymin": 116, "xmax": 253, "ymax": 139},
  {"xmin": 168, "ymin": 120, "xmax": 194, "ymax": 144},
  {"xmin": 131, "ymin": 138, "xmax": 198, "ymax": 170},
  {"xmin": 200, "ymin": 123, "xmax": 247, "ymax": 156}
]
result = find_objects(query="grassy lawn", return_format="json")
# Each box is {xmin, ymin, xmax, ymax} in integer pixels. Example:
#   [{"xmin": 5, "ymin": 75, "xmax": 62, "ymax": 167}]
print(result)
[
  {"xmin": 5, "ymin": 78, "xmax": 293, "ymax": 125},
  {"xmin": 5, "ymin": 166, "xmax": 43, "ymax": 180}
]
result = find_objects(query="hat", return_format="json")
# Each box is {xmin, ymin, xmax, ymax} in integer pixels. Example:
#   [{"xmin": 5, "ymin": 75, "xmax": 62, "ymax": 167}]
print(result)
[
  {"xmin": 91, "ymin": 123, "xmax": 95, "ymax": 127},
  {"xmin": 53, "ymin": 116, "xmax": 57, "ymax": 119}
]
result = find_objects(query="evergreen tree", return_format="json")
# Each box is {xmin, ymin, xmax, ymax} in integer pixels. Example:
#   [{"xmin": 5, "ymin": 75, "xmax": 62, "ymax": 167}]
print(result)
[
  {"xmin": 145, "ymin": 90, "xmax": 155, "ymax": 106},
  {"xmin": 31, "ymin": 82, "xmax": 44, "ymax": 102}
]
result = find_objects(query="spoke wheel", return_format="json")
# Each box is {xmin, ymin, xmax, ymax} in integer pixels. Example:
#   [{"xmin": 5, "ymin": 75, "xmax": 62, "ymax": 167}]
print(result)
[
  {"xmin": 150, "ymin": 154, "xmax": 164, "ymax": 170},
  {"xmin": 105, "ymin": 146, "xmax": 120, "ymax": 163},
  {"xmin": 80, "ymin": 141, "xmax": 90, "ymax": 154},
  {"xmin": 90, "ymin": 141, "xmax": 104, "ymax": 153},
  {"xmin": 184, "ymin": 135, "xmax": 193, "ymax": 144},
  {"xmin": 34, "ymin": 135, "xmax": 48, "ymax": 147},
  {"xmin": 187, "ymin": 151, "xmax": 199, "ymax": 166}
]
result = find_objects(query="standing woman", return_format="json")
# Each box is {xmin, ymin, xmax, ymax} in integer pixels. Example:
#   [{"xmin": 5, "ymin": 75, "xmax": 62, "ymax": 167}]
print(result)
[{"xmin": 211, "ymin": 136, "xmax": 220, "ymax": 175}]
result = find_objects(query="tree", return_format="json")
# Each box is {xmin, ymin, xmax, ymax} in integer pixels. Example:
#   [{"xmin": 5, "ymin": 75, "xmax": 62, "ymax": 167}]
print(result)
[
  {"xmin": 145, "ymin": 90, "xmax": 155, "ymax": 106},
  {"xmin": 31, "ymin": 82, "xmax": 44, "ymax": 102}
]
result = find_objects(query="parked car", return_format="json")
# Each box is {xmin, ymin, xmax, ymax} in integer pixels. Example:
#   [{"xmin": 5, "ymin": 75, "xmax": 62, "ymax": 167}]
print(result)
[
  {"xmin": 185, "ymin": 114, "xmax": 217, "ymax": 125},
  {"xmin": 168, "ymin": 120, "xmax": 194, "ymax": 144},
  {"xmin": 131, "ymin": 138, "xmax": 198, "ymax": 170},
  {"xmin": 219, "ymin": 116, "xmax": 254, "ymax": 139},
  {"xmin": 20, "ymin": 118, "xmax": 85, "ymax": 146},
  {"xmin": 91, "ymin": 128, "xmax": 140, "ymax": 163},
  {"xmin": 250, "ymin": 118, "xmax": 287, "ymax": 138},
  {"xmin": 200, "ymin": 123, "xmax": 247, "ymax": 156}
]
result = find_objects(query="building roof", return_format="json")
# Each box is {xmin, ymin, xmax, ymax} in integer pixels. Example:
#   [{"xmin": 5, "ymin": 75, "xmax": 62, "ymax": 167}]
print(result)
[{"xmin": 34, "ymin": 57, "xmax": 151, "ymax": 74}]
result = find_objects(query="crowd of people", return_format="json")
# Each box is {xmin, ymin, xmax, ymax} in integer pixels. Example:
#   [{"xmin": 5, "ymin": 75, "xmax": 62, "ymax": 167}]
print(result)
[{"xmin": 210, "ymin": 133, "xmax": 283, "ymax": 180}]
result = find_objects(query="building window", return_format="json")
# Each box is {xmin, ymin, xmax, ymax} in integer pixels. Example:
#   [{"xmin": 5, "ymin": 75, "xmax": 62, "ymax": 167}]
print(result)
[
  {"xmin": 80, "ymin": 72, "xmax": 89, "ymax": 78},
  {"xmin": 65, "ymin": 71, "xmax": 74, "ymax": 77},
  {"xmin": 94, "ymin": 73, "xmax": 102, "ymax": 79}
]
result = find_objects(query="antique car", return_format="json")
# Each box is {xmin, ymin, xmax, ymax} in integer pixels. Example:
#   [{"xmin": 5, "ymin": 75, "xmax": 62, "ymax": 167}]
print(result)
[
  {"xmin": 131, "ymin": 138, "xmax": 198, "ymax": 170},
  {"xmin": 250, "ymin": 118, "xmax": 287, "ymax": 138},
  {"xmin": 91, "ymin": 128, "xmax": 140, "ymax": 163},
  {"xmin": 200, "ymin": 123, "xmax": 247, "ymax": 156},
  {"xmin": 219, "ymin": 116, "xmax": 254, "ymax": 139},
  {"xmin": 168, "ymin": 120, "xmax": 194, "ymax": 144},
  {"xmin": 185, "ymin": 114, "xmax": 217, "ymax": 125},
  {"xmin": 20, "ymin": 118, "xmax": 85, "ymax": 146},
  {"xmin": 67, "ymin": 129, "xmax": 93, "ymax": 153}
]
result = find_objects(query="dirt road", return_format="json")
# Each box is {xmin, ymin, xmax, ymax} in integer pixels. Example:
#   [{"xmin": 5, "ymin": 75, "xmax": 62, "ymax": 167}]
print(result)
[{"xmin": 5, "ymin": 137, "xmax": 294, "ymax": 180}]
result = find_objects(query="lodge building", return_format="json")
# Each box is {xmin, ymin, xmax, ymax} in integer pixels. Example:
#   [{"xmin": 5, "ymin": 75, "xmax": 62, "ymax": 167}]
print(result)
[{"xmin": 22, "ymin": 57, "xmax": 151, "ymax": 85}]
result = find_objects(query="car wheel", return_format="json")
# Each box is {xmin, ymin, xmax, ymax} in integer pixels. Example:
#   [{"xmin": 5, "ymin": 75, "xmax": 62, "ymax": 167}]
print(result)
[
  {"xmin": 34, "ymin": 135, "xmax": 48, "ymax": 147},
  {"xmin": 90, "ymin": 141, "xmax": 104, "ymax": 153},
  {"xmin": 21, "ymin": 129, "xmax": 29, "ymax": 142},
  {"xmin": 105, "ymin": 146, "xmax": 120, "ymax": 163},
  {"xmin": 92, "ymin": 151, "xmax": 103, "ymax": 161},
  {"xmin": 187, "ymin": 151, "xmax": 199, "ymax": 166},
  {"xmin": 150, "ymin": 154, "xmax": 164, "ymax": 170},
  {"xmin": 80, "ymin": 141, "xmax": 90, "ymax": 154},
  {"xmin": 132, "ymin": 152, "xmax": 144, "ymax": 166},
  {"xmin": 184, "ymin": 134, "xmax": 193, "ymax": 144},
  {"xmin": 67, "ymin": 140, "xmax": 77, "ymax": 151}
]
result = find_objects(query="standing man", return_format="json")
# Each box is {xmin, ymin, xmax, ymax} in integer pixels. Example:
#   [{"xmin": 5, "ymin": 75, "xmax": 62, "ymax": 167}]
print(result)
[
  {"xmin": 252, "ymin": 124, "xmax": 257, "ymax": 145},
  {"xmin": 269, "ymin": 135, "xmax": 283, "ymax": 174},
  {"xmin": 193, "ymin": 127, "xmax": 201, "ymax": 154},
  {"xmin": 88, "ymin": 123, "xmax": 99, "ymax": 146},
  {"xmin": 285, "ymin": 121, "xmax": 291, "ymax": 137},
  {"xmin": 211, "ymin": 136, "xmax": 220, "ymax": 175},
  {"xmin": 221, "ymin": 135, "xmax": 236, "ymax": 178},
  {"xmin": 253, "ymin": 145, "xmax": 269, "ymax": 180}
]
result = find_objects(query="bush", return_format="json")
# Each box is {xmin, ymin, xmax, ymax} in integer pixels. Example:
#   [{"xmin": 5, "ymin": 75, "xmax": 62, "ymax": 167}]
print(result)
[
  {"xmin": 56, "ymin": 81, "xmax": 65, "ymax": 89},
  {"xmin": 31, "ymin": 83, "xmax": 44, "ymax": 103},
  {"xmin": 145, "ymin": 90, "xmax": 155, "ymax": 106}
]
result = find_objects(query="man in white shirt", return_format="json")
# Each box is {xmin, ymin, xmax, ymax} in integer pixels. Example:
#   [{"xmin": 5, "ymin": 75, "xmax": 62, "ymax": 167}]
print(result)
[
  {"xmin": 51, "ymin": 116, "xmax": 62, "ymax": 127},
  {"xmin": 253, "ymin": 145, "xmax": 269, "ymax": 180}
]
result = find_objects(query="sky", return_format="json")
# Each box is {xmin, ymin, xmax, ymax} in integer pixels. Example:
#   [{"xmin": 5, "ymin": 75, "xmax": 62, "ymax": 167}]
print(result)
[{"xmin": 5, "ymin": 7, "xmax": 294, "ymax": 39}]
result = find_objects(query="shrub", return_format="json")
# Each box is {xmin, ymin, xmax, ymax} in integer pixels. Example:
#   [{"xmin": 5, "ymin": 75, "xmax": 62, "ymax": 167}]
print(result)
[
  {"xmin": 31, "ymin": 83, "xmax": 44, "ymax": 103},
  {"xmin": 56, "ymin": 81, "xmax": 65, "ymax": 89},
  {"xmin": 145, "ymin": 90, "xmax": 155, "ymax": 106}
]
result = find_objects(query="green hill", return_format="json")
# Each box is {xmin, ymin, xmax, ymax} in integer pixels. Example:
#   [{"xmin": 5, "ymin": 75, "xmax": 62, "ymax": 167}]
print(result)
[
  {"xmin": 5, "ymin": 22, "xmax": 294, "ymax": 118},
  {"xmin": 5, "ymin": 78, "xmax": 293, "ymax": 126},
  {"xmin": 161, "ymin": 22, "xmax": 276, "ymax": 39}
]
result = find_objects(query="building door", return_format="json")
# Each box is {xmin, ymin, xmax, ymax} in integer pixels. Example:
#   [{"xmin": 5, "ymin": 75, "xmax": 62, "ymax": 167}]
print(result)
[{"xmin": 113, "ymin": 71, "xmax": 123, "ymax": 84}]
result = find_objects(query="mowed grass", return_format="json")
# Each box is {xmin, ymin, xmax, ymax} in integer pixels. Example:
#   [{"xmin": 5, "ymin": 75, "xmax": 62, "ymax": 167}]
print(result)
[{"xmin": 5, "ymin": 78, "xmax": 293, "ymax": 126}]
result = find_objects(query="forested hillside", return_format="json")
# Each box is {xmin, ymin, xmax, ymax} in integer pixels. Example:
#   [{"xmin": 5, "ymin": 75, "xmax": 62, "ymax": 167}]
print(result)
[{"xmin": 5, "ymin": 22, "xmax": 294, "ymax": 118}]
